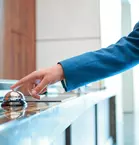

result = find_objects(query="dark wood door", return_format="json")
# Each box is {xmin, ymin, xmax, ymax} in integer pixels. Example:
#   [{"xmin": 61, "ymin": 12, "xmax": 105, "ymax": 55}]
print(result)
[
  {"xmin": 0, "ymin": 0, "xmax": 4, "ymax": 78},
  {"xmin": 0, "ymin": 0, "xmax": 36, "ymax": 79}
]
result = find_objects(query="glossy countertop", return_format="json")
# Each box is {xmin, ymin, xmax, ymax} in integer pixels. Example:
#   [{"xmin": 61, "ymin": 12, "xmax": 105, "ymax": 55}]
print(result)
[{"xmin": 0, "ymin": 82, "xmax": 115, "ymax": 145}]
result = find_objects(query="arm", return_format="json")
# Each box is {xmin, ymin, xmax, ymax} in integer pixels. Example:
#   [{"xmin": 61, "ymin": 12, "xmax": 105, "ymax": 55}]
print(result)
[{"xmin": 59, "ymin": 22, "xmax": 139, "ymax": 91}]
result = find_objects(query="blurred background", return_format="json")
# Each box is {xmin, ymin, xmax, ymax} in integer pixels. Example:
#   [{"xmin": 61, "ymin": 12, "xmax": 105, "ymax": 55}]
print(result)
[{"xmin": 0, "ymin": 0, "xmax": 139, "ymax": 145}]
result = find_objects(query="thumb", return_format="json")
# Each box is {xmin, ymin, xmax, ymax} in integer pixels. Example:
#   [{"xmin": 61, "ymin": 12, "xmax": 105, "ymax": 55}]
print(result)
[{"xmin": 32, "ymin": 78, "xmax": 48, "ymax": 95}]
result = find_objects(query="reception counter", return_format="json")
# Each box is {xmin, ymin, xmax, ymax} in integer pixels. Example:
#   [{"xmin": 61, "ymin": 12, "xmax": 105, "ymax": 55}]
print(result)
[{"xmin": 0, "ymin": 80, "xmax": 117, "ymax": 145}]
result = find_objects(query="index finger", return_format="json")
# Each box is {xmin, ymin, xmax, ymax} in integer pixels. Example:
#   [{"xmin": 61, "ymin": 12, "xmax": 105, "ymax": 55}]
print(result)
[{"xmin": 11, "ymin": 72, "xmax": 37, "ymax": 89}]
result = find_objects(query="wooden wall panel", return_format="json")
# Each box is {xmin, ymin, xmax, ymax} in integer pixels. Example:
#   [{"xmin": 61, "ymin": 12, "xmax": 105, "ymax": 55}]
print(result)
[
  {"xmin": 1, "ymin": 0, "xmax": 36, "ymax": 79},
  {"xmin": 0, "ymin": 0, "xmax": 4, "ymax": 78}
]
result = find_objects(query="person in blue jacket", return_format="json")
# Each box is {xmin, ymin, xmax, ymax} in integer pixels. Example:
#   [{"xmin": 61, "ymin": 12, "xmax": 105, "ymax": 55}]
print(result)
[{"xmin": 11, "ymin": 21, "xmax": 139, "ymax": 99}]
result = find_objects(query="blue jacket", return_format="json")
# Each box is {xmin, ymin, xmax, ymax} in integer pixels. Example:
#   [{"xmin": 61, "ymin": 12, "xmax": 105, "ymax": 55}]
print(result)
[{"xmin": 59, "ymin": 22, "xmax": 139, "ymax": 91}]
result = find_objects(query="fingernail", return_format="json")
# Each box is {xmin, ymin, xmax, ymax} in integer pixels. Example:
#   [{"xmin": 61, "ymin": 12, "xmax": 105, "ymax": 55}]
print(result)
[
  {"xmin": 34, "ymin": 94, "xmax": 40, "ymax": 100},
  {"xmin": 32, "ymin": 90, "xmax": 37, "ymax": 95}
]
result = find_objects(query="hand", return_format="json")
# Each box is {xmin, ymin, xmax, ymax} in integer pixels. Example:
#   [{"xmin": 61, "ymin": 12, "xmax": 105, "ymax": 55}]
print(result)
[{"xmin": 11, "ymin": 64, "xmax": 64, "ymax": 99}]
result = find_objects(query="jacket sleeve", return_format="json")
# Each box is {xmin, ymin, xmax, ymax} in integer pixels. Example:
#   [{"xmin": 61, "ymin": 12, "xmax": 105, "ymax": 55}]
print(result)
[{"xmin": 59, "ymin": 22, "xmax": 139, "ymax": 92}]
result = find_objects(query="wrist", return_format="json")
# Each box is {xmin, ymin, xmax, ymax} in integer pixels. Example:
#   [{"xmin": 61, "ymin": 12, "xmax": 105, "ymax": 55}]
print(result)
[{"xmin": 55, "ymin": 64, "xmax": 64, "ymax": 81}]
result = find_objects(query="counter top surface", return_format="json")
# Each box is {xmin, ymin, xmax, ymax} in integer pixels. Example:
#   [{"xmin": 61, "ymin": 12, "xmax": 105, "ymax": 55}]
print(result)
[{"xmin": 0, "ymin": 82, "xmax": 116, "ymax": 145}]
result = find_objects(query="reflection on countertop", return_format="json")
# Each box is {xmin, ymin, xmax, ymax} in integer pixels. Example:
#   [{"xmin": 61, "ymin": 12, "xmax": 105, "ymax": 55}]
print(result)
[
  {"xmin": 0, "ymin": 91, "xmax": 77, "ymax": 124},
  {"xmin": 0, "ymin": 84, "xmax": 104, "ymax": 124}
]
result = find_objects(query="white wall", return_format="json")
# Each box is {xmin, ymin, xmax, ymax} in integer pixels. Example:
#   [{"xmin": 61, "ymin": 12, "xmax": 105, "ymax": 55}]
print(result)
[{"xmin": 36, "ymin": 0, "xmax": 101, "ymax": 68}]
